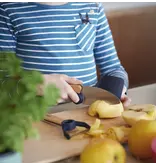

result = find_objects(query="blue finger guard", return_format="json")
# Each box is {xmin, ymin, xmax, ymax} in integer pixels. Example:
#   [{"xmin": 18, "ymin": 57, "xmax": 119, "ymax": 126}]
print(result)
[{"xmin": 74, "ymin": 92, "xmax": 85, "ymax": 104}]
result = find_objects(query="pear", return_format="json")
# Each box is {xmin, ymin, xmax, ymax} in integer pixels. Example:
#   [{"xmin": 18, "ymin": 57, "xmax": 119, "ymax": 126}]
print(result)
[
  {"xmin": 80, "ymin": 138, "xmax": 126, "ymax": 163},
  {"xmin": 122, "ymin": 104, "xmax": 156, "ymax": 126},
  {"xmin": 128, "ymin": 120, "xmax": 156, "ymax": 159}
]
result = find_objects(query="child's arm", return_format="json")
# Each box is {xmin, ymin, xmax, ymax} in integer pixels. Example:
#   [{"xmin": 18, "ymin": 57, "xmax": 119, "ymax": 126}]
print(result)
[
  {"xmin": 94, "ymin": 3, "xmax": 129, "ymax": 91},
  {"xmin": 0, "ymin": 4, "xmax": 16, "ymax": 53}
]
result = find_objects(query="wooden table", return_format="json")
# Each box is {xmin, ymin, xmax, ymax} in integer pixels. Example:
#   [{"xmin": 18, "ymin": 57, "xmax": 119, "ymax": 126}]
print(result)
[
  {"xmin": 23, "ymin": 87, "xmax": 153, "ymax": 163},
  {"xmin": 24, "ymin": 105, "xmax": 154, "ymax": 164}
]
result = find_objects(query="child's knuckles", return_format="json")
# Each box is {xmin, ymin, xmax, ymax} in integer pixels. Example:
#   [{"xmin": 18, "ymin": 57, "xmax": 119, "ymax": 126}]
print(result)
[
  {"xmin": 61, "ymin": 93, "xmax": 68, "ymax": 100},
  {"xmin": 59, "ymin": 74, "xmax": 68, "ymax": 81}
]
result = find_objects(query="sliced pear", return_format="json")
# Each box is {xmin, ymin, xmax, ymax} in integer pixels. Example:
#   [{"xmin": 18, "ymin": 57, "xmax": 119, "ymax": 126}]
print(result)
[
  {"xmin": 122, "ymin": 104, "xmax": 156, "ymax": 126},
  {"xmin": 88, "ymin": 100, "xmax": 124, "ymax": 118}
]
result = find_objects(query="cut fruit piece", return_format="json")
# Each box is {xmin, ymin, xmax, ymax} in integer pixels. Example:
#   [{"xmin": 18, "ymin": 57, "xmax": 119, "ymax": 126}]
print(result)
[
  {"xmin": 88, "ymin": 100, "xmax": 124, "ymax": 118},
  {"xmin": 104, "ymin": 126, "xmax": 131, "ymax": 144},
  {"xmin": 122, "ymin": 104, "xmax": 156, "ymax": 126},
  {"xmin": 87, "ymin": 129, "xmax": 105, "ymax": 137}
]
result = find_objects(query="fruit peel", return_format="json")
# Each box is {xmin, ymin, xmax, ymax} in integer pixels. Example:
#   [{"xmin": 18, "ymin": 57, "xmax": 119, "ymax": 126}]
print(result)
[
  {"xmin": 72, "ymin": 119, "xmax": 105, "ymax": 139},
  {"xmin": 104, "ymin": 126, "xmax": 131, "ymax": 144},
  {"xmin": 87, "ymin": 119, "xmax": 105, "ymax": 137}
]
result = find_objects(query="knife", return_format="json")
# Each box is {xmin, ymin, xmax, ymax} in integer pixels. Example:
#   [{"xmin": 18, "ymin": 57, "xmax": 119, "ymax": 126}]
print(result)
[
  {"xmin": 69, "ymin": 76, "xmax": 124, "ymax": 105},
  {"xmin": 57, "ymin": 76, "xmax": 124, "ymax": 107}
]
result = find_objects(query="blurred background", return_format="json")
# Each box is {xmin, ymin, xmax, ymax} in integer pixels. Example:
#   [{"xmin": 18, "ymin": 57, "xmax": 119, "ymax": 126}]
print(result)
[{"xmin": 100, "ymin": 2, "xmax": 156, "ymax": 104}]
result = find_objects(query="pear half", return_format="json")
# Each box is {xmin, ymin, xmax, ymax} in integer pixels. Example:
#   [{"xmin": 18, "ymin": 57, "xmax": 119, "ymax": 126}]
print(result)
[
  {"xmin": 88, "ymin": 100, "xmax": 124, "ymax": 118},
  {"xmin": 122, "ymin": 104, "xmax": 156, "ymax": 126}
]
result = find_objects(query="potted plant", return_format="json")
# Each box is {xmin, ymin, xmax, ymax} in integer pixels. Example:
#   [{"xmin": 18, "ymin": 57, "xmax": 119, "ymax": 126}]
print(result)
[{"xmin": 0, "ymin": 52, "xmax": 60, "ymax": 163}]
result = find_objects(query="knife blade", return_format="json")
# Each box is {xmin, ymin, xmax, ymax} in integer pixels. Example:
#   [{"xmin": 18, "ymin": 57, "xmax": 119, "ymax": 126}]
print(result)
[
  {"xmin": 58, "ymin": 84, "xmax": 120, "ymax": 106},
  {"xmin": 70, "ymin": 76, "xmax": 124, "ymax": 105}
]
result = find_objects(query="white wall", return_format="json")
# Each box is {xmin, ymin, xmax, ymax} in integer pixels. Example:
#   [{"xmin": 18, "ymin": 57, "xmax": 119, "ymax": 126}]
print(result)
[
  {"xmin": 102, "ymin": 2, "xmax": 156, "ymax": 12},
  {"xmin": 128, "ymin": 84, "xmax": 156, "ymax": 105}
]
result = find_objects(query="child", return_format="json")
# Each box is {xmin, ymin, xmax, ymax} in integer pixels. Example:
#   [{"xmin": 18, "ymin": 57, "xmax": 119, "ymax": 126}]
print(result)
[{"xmin": 0, "ymin": 2, "xmax": 131, "ymax": 106}]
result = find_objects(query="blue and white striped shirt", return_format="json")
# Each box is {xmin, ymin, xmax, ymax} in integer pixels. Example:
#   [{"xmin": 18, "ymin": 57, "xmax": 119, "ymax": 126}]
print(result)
[{"xmin": 0, "ymin": 2, "xmax": 128, "ymax": 87}]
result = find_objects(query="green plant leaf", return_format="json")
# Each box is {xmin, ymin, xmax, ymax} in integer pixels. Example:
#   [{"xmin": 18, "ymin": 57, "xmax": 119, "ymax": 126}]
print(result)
[{"xmin": 0, "ymin": 52, "xmax": 60, "ymax": 153}]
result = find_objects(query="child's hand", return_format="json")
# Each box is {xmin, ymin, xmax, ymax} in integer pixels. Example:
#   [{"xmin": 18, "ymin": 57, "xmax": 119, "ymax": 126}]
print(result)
[
  {"xmin": 121, "ymin": 86, "xmax": 131, "ymax": 108},
  {"xmin": 38, "ymin": 74, "xmax": 83, "ymax": 104},
  {"xmin": 121, "ymin": 94, "xmax": 131, "ymax": 107}
]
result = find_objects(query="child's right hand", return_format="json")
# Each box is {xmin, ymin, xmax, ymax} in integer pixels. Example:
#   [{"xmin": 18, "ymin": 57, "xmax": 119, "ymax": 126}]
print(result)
[{"xmin": 37, "ymin": 74, "xmax": 83, "ymax": 104}]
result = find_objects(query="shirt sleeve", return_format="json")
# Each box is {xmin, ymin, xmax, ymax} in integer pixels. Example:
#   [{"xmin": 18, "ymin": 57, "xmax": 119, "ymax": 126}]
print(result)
[
  {"xmin": 94, "ymin": 3, "xmax": 129, "ymax": 89},
  {"xmin": 0, "ymin": 4, "xmax": 16, "ymax": 52}
]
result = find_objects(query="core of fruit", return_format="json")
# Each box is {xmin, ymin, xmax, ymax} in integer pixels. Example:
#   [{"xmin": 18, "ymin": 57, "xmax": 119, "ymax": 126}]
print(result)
[
  {"xmin": 122, "ymin": 104, "xmax": 156, "ymax": 126},
  {"xmin": 80, "ymin": 138, "xmax": 126, "ymax": 163},
  {"xmin": 128, "ymin": 120, "xmax": 156, "ymax": 159},
  {"xmin": 88, "ymin": 100, "xmax": 124, "ymax": 118}
]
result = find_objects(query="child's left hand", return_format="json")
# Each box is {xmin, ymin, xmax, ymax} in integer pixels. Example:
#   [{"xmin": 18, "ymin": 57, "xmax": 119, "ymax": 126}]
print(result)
[
  {"xmin": 121, "ymin": 94, "xmax": 131, "ymax": 107},
  {"xmin": 121, "ymin": 86, "xmax": 131, "ymax": 107}
]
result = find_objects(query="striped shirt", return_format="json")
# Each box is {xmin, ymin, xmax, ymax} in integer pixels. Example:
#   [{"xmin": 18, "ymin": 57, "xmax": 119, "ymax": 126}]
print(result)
[{"xmin": 0, "ymin": 2, "xmax": 128, "ymax": 87}]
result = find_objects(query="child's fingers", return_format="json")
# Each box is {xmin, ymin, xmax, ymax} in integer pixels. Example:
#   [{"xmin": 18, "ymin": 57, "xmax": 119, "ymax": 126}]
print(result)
[
  {"xmin": 65, "ymin": 82, "xmax": 80, "ymax": 103},
  {"xmin": 121, "ymin": 95, "xmax": 131, "ymax": 107}
]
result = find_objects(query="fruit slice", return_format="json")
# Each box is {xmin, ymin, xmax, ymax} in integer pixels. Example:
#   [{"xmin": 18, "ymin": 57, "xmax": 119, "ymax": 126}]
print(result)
[
  {"xmin": 88, "ymin": 100, "xmax": 124, "ymax": 118},
  {"xmin": 104, "ymin": 126, "xmax": 131, "ymax": 144},
  {"xmin": 122, "ymin": 104, "xmax": 156, "ymax": 126}
]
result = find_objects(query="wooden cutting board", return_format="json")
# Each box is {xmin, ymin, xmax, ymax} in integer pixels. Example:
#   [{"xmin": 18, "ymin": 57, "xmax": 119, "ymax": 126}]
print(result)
[{"xmin": 22, "ymin": 87, "xmax": 148, "ymax": 163}]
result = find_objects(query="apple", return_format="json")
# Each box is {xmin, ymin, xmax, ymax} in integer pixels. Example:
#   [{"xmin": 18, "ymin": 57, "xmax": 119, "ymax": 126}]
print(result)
[
  {"xmin": 122, "ymin": 104, "xmax": 156, "ymax": 126},
  {"xmin": 80, "ymin": 138, "xmax": 126, "ymax": 163},
  {"xmin": 104, "ymin": 126, "xmax": 131, "ymax": 144},
  {"xmin": 128, "ymin": 120, "xmax": 156, "ymax": 159},
  {"xmin": 88, "ymin": 100, "xmax": 124, "ymax": 118}
]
